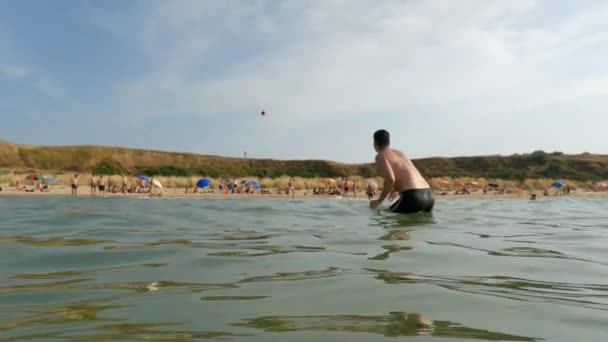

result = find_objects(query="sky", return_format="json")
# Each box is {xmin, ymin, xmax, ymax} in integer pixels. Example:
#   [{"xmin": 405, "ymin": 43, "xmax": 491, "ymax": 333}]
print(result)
[{"xmin": 1, "ymin": 0, "xmax": 608, "ymax": 163}]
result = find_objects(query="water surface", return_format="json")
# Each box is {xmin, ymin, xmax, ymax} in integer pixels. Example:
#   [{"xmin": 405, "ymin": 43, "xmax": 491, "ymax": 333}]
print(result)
[{"xmin": 1, "ymin": 196, "xmax": 608, "ymax": 341}]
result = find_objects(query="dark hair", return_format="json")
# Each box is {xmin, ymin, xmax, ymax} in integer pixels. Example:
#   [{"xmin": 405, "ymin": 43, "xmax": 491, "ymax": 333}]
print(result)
[{"xmin": 373, "ymin": 129, "xmax": 390, "ymax": 149}]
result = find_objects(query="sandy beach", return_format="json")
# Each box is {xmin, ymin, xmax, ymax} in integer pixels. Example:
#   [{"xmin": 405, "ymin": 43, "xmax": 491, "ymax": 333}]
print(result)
[
  {"xmin": 0, "ymin": 185, "xmax": 361, "ymax": 200},
  {"xmin": 1, "ymin": 184, "xmax": 605, "ymax": 200}
]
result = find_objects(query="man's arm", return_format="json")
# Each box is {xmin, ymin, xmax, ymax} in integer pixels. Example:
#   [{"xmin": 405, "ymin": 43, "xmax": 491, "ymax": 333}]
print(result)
[{"xmin": 370, "ymin": 154, "xmax": 395, "ymax": 208}]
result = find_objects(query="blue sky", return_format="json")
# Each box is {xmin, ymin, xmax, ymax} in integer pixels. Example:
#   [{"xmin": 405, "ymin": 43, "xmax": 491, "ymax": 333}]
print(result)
[{"xmin": 1, "ymin": 0, "xmax": 608, "ymax": 163}]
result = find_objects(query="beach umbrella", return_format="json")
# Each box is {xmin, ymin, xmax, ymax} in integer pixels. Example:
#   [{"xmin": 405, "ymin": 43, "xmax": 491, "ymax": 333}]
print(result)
[
  {"xmin": 136, "ymin": 175, "xmax": 151, "ymax": 183},
  {"xmin": 455, "ymin": 180, "xmax": 465, "ymax": 187},
  {"xmin": 437, "ymin": 179, "xmax": 450, "ymax": 186},
  {"xmin": 322, "ymin": 178, "xmax": 336, "ymax": 185},
  {"xmin": 196, "ymin": 178, "xmax": 211, "ymax": 188},
  {"xmin": 241, "ymin": 179, "xmax": 260, "ymax": 189},
  {"xmin": 26, "ymin": 173, "xmax": 45, "ymax": 181},
  {"xmin": 487, "ymin": 182, "xmax": 499, "ymax": 188},
  {"xmin": 152, "ymin": 179, "xmax": 163, "ymax": 189},
  {"xmin": 44, "ymin": 177, "xmax": 57, "ymax": 182},
  {"xmin": 551, "ymin": 181, "xmax": 566, "ymax": 188}
]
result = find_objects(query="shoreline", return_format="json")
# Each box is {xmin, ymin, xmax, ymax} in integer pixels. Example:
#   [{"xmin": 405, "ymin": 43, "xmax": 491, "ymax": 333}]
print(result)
[{"xmin": 1, "ymin": 186, "xmax": 606, "ymax": 200}]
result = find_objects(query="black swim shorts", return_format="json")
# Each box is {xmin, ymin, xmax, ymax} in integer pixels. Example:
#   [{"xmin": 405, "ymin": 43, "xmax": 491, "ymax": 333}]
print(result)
[{"xmin": 390, "ymin": 188, "xmax": 435, "ymax": 214}]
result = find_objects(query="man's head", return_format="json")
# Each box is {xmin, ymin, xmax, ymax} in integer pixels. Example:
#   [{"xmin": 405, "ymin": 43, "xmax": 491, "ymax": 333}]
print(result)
[{"xmin": 373, "ymin": 129, "xmax": 390, "ymax": 151}]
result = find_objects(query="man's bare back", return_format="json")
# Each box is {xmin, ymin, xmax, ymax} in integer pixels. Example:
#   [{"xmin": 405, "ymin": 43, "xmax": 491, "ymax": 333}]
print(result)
[
  {"xmin": 377, "ymin": 148, "xmax": 429, "ymax": 192},
  {"xmin": 370, "ymin": 129, "xmax": 434, "ymax": 213}
]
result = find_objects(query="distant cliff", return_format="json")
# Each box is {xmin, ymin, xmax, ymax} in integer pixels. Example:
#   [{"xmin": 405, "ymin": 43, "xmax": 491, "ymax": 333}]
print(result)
[{"xmin": 1, "ymin": 140, "xmax": 606, "ymax": 181}]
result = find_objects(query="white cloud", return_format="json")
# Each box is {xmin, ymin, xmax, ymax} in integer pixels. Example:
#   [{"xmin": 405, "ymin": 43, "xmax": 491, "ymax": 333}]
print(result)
[
  {"xmin": 88, "ymin": 0, "xmax": 608, "ymax": 125},
  {"xmin": 1, "ymin": 64, "xmax": 31, "ymax": 79},
  {"xmin": 0, "ymin": 64, "xmax": 67, "ymax": 101},
  {"xmin": 34, "ymin": 77, "xmax": 66, "ymax": 101}
]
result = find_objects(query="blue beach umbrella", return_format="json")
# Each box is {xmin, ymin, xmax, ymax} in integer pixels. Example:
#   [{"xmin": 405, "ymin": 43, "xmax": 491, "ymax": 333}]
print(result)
[
  {"xmin": 137, "ymin": 175, "xmax": 151, "ymax": 183},
  {"xmin": 241, "ymin": 179, "xmax": 260, "ymax": 189},
  {"xmin": 196, "ymin": 178, "xmax": 211, "ymax": 188},
  {"xmin": 551, "ymin": 181, "xmax": 565, "ymax": 188},
  {"xmin": 44, "ymin": 177, "xmax": 57, "ymax": 182}
]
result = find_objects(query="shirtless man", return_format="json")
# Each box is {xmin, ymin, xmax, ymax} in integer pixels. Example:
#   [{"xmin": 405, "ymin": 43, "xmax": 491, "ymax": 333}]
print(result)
[
  {"xmin": 369, "ymin": 129, "xmax": 434, "ymax": 213},
  {"xmin": 90, "ymin": 173, "xmax": 97, "ymax": 196},
  {"xmin": 288, "ymin": 178, "xmax": 295, "ymax": 198},
  {"xmin": 98, "ymin": 175, "xmax": 106, "ymax": 197},
  {"xmin": 121, "ymin": 174, "xmax": 128, "ymax": 195},
  {"xmin": 343, "ymin": 178, "xmax": 349, "ymax": 197},
  {"xmin": 366, "ymin": 181, "xmax": 377, "ymax": 200},
  {"xmin": 71, "ymin": 174, "xmax": 79, "ymax": 196}
]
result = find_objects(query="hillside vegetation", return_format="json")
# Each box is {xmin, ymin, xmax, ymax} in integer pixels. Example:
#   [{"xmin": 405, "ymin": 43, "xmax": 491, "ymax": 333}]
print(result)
[{"xmin": 1, "ymin": 140, "xmax": 607, "ymax": 181}]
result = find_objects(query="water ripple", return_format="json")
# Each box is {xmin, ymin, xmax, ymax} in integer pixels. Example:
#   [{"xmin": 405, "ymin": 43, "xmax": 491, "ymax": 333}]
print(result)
[{"xmin": 1, "ymin": 197, "xmax": 608, "ymax": 341}]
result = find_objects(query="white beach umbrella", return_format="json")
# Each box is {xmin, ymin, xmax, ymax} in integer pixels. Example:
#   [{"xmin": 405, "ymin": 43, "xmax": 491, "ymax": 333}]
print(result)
[{"xmin": 152, "ymin": 179, "xmax": 163, "ymax": 189}]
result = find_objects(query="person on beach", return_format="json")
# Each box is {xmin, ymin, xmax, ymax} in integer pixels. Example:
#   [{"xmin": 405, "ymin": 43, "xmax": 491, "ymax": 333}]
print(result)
[
  {"xmin": 121, "ymin": 174, "xmax": 128, "ymax": 195},
  {"xmin": 71, "ymin": 174, "xmax": 79, "ymax": 196},
  {"xmin": 369, "ymin": 129, "xmax": 434, "ymax": 213},
  {"xmin": 352, "ymin": 178, "xmax": 357, "ymax": 197},
  {"xmin": 89, "ymin": 173, "xmax": 97, "ymax": 196},
  {"xmin": 343, "ymin": 178, "xmax": 349, "ymax": 197},
  {"xmin": 16, "ymin": 180, "xmax": 25, "ymax": 191},
  {"xmin": 288, "ymin": 178, "xmax": 295, "ymax": 198},
  {"xmin": 98, "ymin": 175, "xmax": 106, "ymax": 197},
  {"xmin": 366, "ymin": 182, "xmax": 377, "ymax": 200}
]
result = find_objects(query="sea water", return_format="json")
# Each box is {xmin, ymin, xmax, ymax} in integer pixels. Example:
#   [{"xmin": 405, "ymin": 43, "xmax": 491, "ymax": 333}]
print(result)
[{"xmin": 1, "ymin": 196, "xmax": 608, "ymax": 341}]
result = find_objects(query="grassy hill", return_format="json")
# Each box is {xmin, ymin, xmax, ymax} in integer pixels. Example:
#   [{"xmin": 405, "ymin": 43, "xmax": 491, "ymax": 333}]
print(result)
[{"xmin": 1, "ymin": 140, "xmax": 607, "ymax": 181}]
